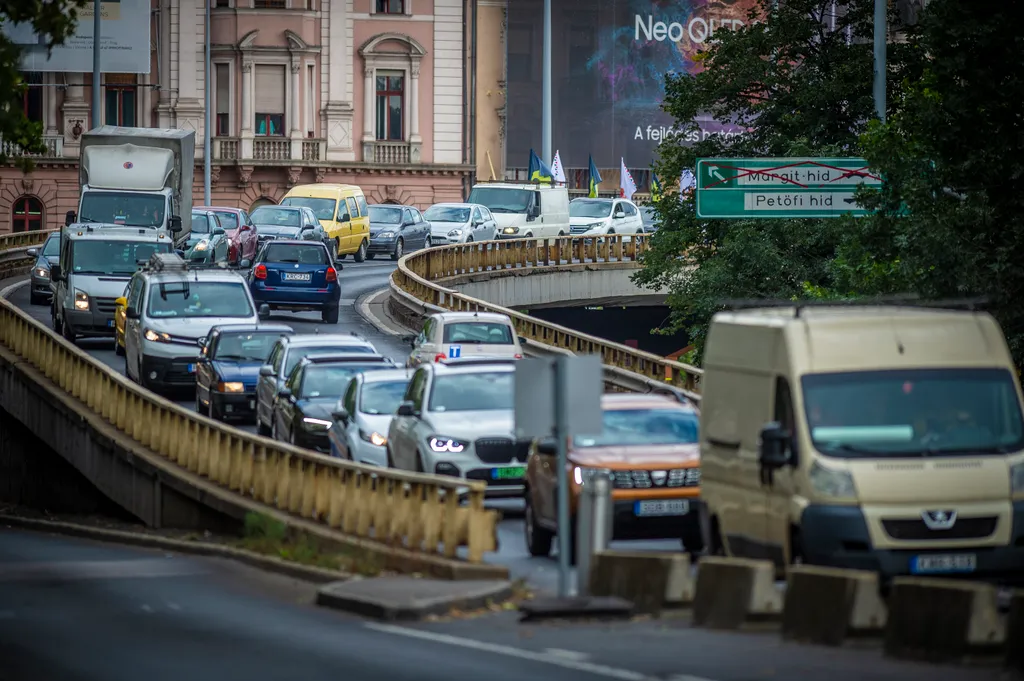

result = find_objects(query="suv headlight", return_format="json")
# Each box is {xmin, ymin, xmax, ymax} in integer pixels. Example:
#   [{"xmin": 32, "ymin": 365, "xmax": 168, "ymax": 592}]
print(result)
[
  {"xmin": 360, "ymin": 429, "xmax": 387, "ymax": 446},
  {"xmin": 33, "ymin": 266, "xmax": 49, "ymax": 279},
  {"xmin": 1011, "ymin": 461, "xmax": 1024, "ymax": 494},
  {"xmin": 74, "ymin": 289, "xmax": 89, "ymax": 311},
  {"xmin": 429, "ymin": 436, "xmax": 467, "ymax": 453},
  {"xmin": 585, "ymin": 222, "xmax": 605, "ymax": 232},
  {"xmin": 303, "ymin": 417, "xmax": 332, "ymax": 430},
  {"xmin": 808, "ymin": 460, "xmax": 857, "ymax": 499},
  {"xmin": 143, "ymin": 328, "xmax": 171, "ymax": 343}
]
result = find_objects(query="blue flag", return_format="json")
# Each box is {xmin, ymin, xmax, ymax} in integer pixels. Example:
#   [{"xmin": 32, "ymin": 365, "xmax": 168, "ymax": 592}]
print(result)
[
  {"xmin": 528, "ymin": 149, "xmax": 553, "ymax": 184},
  {"xmin": 588, "ymin": 155, "xmax": 603, "ymax": 197}
]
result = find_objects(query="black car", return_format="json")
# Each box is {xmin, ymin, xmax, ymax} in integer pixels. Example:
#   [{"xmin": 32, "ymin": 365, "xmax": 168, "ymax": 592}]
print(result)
[
  {"xmin": 272, "ymin": 352, "xmax": 397, "ymax": 452},
  {"xmin": 26, "ymin": 232, "xmax": 60, "ymax": 305},
  {"xmin": 195, "ymin": 323, "xmax": 294, "ymax": 422},
  {"xmin": 250, "ymin": 205, "xmax": 332, "ymax": 252}
]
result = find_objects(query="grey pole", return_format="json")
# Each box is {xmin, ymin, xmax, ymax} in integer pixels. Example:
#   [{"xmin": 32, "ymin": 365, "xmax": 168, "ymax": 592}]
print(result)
[
  {"xmin": 554, "ymin": 355, "xmax": 571, "ymax": 597},
  {"xmin": 541, "ymin": 0, "xmax": 552, "ymax": 165},
  {"xmin": 873, "ymin": 0, "xmax": 886, "ymax": 122},
  {"xmin": 203, "ymin": 0, "xmax": 211, "ymax": 204},
  {"xmin": 91, "ymin": 0, "xmax": 101, "ymax": 127},
  {"xmin": 576, "ymin": 468, "xmax": 613, "ymax": 597}
]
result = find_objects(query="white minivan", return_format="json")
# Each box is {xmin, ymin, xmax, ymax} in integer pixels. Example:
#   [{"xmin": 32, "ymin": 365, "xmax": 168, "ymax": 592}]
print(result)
[{"xmin": 466, "ymin": 182, "xmax": 570, "ymax": 239}]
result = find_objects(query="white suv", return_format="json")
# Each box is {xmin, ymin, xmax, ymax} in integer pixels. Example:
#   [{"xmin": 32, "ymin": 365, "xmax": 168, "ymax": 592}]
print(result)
[{"xmin": 122, "ymin": 253, "xmax": 261, "ymax": 393}]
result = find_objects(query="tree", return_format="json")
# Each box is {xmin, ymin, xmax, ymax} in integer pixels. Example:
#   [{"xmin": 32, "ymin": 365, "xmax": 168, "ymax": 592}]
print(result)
[
  {"xmin": 636, "ymin": 0, "xmax": 915, "ymax": 360},
  {"xmin": 0, "ymin": 1, "xmax": 87, "ymax": 163}
]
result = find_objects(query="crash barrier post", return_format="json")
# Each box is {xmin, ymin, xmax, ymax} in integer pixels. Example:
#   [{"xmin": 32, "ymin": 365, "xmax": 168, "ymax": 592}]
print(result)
[
  {"xmin": 691, "ymin": 556, "xmax": 782, "ymax": 629},
  {"xmin": 575, "ymin": 468, "xmax": 613, "ymax": 597},
  {"xmin": 781, "ymin": 565, "xmax": 887, "ymax": 646}
]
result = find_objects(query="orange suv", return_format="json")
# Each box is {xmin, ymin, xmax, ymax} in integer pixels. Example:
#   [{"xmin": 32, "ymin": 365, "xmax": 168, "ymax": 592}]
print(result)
[{"xmin": 523, "ymin": 393, "xmax": 704, "ymax": 560}]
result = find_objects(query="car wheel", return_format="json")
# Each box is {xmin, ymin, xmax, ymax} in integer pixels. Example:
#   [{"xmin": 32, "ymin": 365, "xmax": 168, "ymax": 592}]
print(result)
[
  {"xmin": 61, "ymin": 316, "xmax": 76, "ymax": 344},
  {"xmin": 354, "ymin": 240, "xmax": 367, "ymax": 263},
  {"xmin": 465, "ymin": 236, "xmax": 473, "ymax": 243},
  {"xmin": 680, "ymin": 516, "xmax": 705, "ymax": 561},
  {"xmin": 524, "ymin": 493, "xmax": 554, "ymax": 557},
  {"xmin": 391, "ymin": 238, "xmax": 404, "ymax": 261},
  {"xmin": 322, "ymin": 303, "xmax": 339, "ymax": 324},
  {"xmin": 385, "ymin": 446, "xmax": 395, "ymax": 467}
]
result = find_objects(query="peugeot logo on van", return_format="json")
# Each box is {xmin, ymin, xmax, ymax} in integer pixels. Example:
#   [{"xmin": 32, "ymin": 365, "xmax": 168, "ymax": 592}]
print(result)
[{"xmin": 921, "ymin": 510, "xmax": 957, "ymax": 530}]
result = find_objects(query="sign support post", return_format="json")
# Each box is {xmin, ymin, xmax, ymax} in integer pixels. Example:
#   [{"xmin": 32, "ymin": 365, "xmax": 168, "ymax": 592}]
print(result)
[{"xmin": 91, "ymin": 0, "xmax": 101, "ymax": 127}]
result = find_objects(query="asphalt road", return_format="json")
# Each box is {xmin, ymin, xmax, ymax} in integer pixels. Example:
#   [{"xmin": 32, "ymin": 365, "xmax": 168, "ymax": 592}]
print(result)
[
  {"xmin": 0, "ymin": 529, "xmax": 998, "ymax": 681},
  {"xmin": 4, "ymin": 264, "xmax": 679, "ymax": 595}
]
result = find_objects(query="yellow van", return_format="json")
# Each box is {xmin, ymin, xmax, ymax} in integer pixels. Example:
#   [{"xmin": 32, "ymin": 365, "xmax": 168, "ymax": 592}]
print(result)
[
  {"xmin": 698, "ymin": 304, "xmax": 1024, "ymax": 581},
  {"xmin": 280, "ymin": 184, "xmax": 370, "ymax": 261}
]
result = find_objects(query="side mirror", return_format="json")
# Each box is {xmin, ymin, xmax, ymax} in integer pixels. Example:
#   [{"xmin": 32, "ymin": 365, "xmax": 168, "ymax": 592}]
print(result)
[
  {"xmin": 517, "ymin": 335, "xmax": 528, "ymax": 347},
  {"xmin": 65, "ymin": 210, "xmax": 77, "ymax": 226},
  {"xmin": 536, "ymin": 438, "xmax": 557, "ymax": 456},
  {"xmin": 758, "ymin": 421, "xmax": 793, "ymax": 470},
  {"xmin": 258, "ymin": 303, "xmax": 270, "ymax": 319},
  {"xmin": 528, "ymin": 205, "xmax": 541, "ymax": 218},
  {"xmin": 26, "ymin": 248, "xmax": 37, "ymax": 257},
  {"xmin": 402, "ymin": 334, "xmax": 416, "ymax": 347},
  {"xmin": 50, "ymin": 265, "xmax": 63, "ymax": 281},
  {"xmin": 125, "ymin": 306, "xmax": 139, "ymax": 319},
  {"xmin": 239, "ymin": 259, "xmax": 251, "ymax": 269},
  {"xmin": 212, "ymin": 228, "xmax": 225, "ymax": 236},
  {"xmin": 277, "ymin": 388, "xmax": 292, "ymax": 400},
  {"xmin": 396, "ymin": 401, "xmax": 417, "ymax": 417},
  {"xmin": 340, "ymin": 213, "xmax": 351, "ymax": 223},
  {"xmin": 259, "ymin": 364, "xmax": 274, "ymax": 377},
  {"xmin": 168, "ymin": 215, "xmax": 183, "ymax": 233},
  {"xmin": 614, "ymin": 210, "xmax": 625, "ymax": 219},
  {"xmin": 114, "ymin": 296, "xmax": 127, "ymax": 308},
  {"xmin": 332, "ymin": 407, "xmax": 349, "ymax": 423}
]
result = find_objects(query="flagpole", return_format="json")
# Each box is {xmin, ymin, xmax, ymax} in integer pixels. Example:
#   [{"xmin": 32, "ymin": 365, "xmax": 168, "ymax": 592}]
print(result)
[{"xmin": 541, "ymin": 0, "xmax": 552, "ymax": 165}]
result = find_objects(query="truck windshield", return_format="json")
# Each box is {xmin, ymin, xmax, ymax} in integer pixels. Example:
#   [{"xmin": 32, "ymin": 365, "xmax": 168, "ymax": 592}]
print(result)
[
  {"xmin": 466, "ymin": 187, "xmax": 533, "ymax": 214},
  {"xmin": 80, "ymin": 192, "xmax": 166, "ymax": 228},
  {"xmin": 802, "ymin": 368, "xmax": 1024, "ymax": 457},
  {"xmin": 280, "ymin": 197, "xmax": 337, "ymax": 221},
  {"xmin": 70, "ymin": 240, "xmax": 171, "ymax": 276},
  {"xmin": 148, "ymin": 281, "xmax": 254, "ymax": 319}
]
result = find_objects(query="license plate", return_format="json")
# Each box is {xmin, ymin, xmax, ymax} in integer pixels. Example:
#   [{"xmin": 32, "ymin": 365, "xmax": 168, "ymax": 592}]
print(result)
[
  {"xmin": 491, "ymin": 466, "xmax": 525, "ymax": 480},
  {"xmin": 910, "ymin": 554, "xmax": 977, "ymax": 574},
  {"xmin": 186, "ymin": 364, "xmax": 196, "ymax": 373},
  {"xmin": 634, "ymin": 499, "xmax": 689, "ymax": 517},
  {"xmin": 107, "ymin": 319, "xmax": 115, "ymax": 328},
  {"xmin": 283, "ymin": 272, "xmax": 311, "ymax": 281},
  {"xmin": 248, "ymin": 399, "xmax": 255, "ymax": 409}
]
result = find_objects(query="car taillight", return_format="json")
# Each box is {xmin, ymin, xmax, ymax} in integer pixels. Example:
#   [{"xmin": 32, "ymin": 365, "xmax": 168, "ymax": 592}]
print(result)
[
  {"xmin": 514, "ymin": 353, "xmax": 523, "ymax": 359},
  {"xmin": 325, "ymin": 267, "xmax": 337, "ymax": 283},
  {"xmin": 254, "ymin": 264, "xmax": 267, "ymax": 280},
  {"xmin": 433, "ymin": 353, "xmax": 447, "ymax": 362}
]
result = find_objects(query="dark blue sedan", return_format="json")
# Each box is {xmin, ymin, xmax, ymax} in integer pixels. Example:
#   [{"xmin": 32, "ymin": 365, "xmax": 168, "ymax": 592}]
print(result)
[
  {"xmin": 249, "ymin": 240, "xmax": 341, "ymax": 324},
  {"xmin": 195, "ymin": 323, "xmax": 294, "ymax": 422},
  {"xmin": 26, "ymin": 232, "xmax": 60, "ymax": 305}
]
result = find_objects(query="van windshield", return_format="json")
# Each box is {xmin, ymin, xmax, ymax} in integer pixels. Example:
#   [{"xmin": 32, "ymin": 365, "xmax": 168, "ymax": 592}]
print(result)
[
  {"xmin": 71, "ymin": 240, "xmax": 172, "ymax": 275},
  {"xmin": 80, "ymin": 192, "xmax": 166, "ymax": 228},
  {"xmin": 802, "ymin": 368, "xmax": 1024, "ymax": 457},
  {"xmin": 467, "ymin": 187, "xmax": 533, "ymax": 214},
  {"xmin": 280, "ymin": 197, "xmax": 337, "ymax": 221}
]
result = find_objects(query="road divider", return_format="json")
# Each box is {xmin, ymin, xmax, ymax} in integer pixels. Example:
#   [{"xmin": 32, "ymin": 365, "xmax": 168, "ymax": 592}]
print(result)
[
  {"xmin": 782, "ymin": 565, "xmax": 887, "ymax": 646},
  {"xmin": 691, "ymin": 557, "xmax": 781, "ymax": 630},
  {"xmin": 588, "ymin": 550, "xmax": 693, "ymax": 615}
]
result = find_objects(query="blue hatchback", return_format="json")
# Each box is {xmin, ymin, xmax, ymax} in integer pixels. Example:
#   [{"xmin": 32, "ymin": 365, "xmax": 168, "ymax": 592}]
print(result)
[{"xmin": 249, "ymin": 240, "xmax": 341, "ymax": 324}]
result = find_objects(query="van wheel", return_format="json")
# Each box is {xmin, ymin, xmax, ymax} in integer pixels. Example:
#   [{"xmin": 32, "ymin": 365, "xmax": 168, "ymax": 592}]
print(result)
[
  {"xmin": 524, "ymin": 493, "xmax": 553, "ymax": 557},
  {"xmin": 354, "ymin": 240, "xmax": 367, "ymax": 263},
  {"xmin": 558, "ymin": 231, "xmax": 565, "ymax": 236},
  {"xmin": 61, "ymin": 317, "xmax": 76, "ymax": 343},
  {"xmin": 333, "ymin": 238, "xmax": 342, "ymax": 257},
  {"xmin": 789, "ymin": 525, "xmax": 805, "ymax": 565}
]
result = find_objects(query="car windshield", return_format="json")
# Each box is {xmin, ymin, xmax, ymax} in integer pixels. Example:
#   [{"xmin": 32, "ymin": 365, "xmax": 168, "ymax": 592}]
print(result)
[
  {"xmin": 300, "ymin": 364, "xmax": 391, "ymax": 398},
  {"xmin": 79, "ymin": 192, "xmax": 166, "ymax": 228},
  {"xmin": 428, "ymin": 371, "xmax": 513, "ymax": 412},
  {"xmin": 280, "ymin": 197, "xmax": 336, "ymax": 221},
  {"xmin": 570, "ymin": 200, "xmax": 613, "ymax": 219},
  {"xmin": 466, "ymin": 187, "xmax": 532, "ymax": 214},
  {"xmin": 212, "ymin": 331, "xmax": 283, "ymax": 362},
  {"xmin": 442, "ymin": 321, "xmax": 514, "ymax": 345},
  {"xmin": 284, "ymin": 345, "xmax": 374, "ymax": 378},
  {"xmin": 250, "ymin": 207, "xmax": 300, "ymax": 227},
  {"xmin": 369, "ymin": 206, "xmax": 403, "ymax": 224},
  {"xmin": 71, "ymin": 240, "xmax": 171, "ymax": 275},
  {"xmin": 574, "ymin": 408, "xmax": 699, "ymax": 448},
  {"xmin": 424, "ymin": 206, "xmax": 470, "ymax": 223},
  {"xmin": 264, "ymin": 243, "xmax": 328, "ymax": 264},
  {"xmin": 42, "ymin": 235, "xmax": 59, "ymax": 256},
  {"xmin": 802, "ymin": 368, "xmax": 1024, "ymax": 457},
  {"xmin": 360, "ymin": 379, "xmax": 411, "ymax": 415},
  {"xmin": 191, "ymin": 213, "xmax": 213, "ymax": 234},
  {"xmin": 211, "ymin": 211, "xmax": 240, "ymax": 229},
  {"xmin": 147, "ymin": 281, "xmax": 254, "ymax": 318}
]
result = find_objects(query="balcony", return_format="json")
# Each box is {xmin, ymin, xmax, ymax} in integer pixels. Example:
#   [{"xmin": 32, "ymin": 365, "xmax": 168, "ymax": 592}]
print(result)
[
  {"xmin": 367, "ymin": 141, "xmax": 420, "ymax": 165},
  {"xmin": 212, "ymin": 137, "xmax": 326, "ymax": 163},
  {"xmin": 1, "ymin": 135, "xmax": 64, "ymax": 159}
]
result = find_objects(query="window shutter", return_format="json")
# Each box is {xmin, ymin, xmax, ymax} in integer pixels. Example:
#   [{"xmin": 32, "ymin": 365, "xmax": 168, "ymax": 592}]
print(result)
[
  {"xmin": 254, "ymin": 65, "xmax": 286, "ymax": 114},
  {"xmin": 216, "ymin": 64, "xmax": 230, "ymax": 115}
]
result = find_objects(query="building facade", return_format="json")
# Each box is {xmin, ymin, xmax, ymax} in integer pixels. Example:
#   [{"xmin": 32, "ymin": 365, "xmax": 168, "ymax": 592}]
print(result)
[{"xmin": 1, "ymin": 0, "xmax": 475, "ymax": 234}]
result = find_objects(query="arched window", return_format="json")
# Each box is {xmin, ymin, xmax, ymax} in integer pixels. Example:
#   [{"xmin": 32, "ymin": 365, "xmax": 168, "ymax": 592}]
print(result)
[
  {"xmin": 250, "ymin": 197, "xmax": 276, "ymax": 212},
  {"xmin": 12, "ymin": 196, "xmax": 43, "ymax": 232}
]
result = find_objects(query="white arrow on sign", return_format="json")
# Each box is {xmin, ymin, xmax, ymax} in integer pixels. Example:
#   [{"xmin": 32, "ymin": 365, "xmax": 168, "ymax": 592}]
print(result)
[{"xmin": 708, "ymin": 166, "xmax": 726, "ymax": 182}]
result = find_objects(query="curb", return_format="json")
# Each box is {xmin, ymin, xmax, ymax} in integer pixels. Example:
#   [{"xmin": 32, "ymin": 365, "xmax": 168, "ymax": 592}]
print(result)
[
  {"xmin": 0, "ymin": 514, "xmax": 354, "ymax": 585},
  {"xmin": 316, "ymin": 578, "xmax": 515, "ymax": 621},
  {"xmin": 355, "ymin": 286, "xmax": 409, "ymax": 336}
]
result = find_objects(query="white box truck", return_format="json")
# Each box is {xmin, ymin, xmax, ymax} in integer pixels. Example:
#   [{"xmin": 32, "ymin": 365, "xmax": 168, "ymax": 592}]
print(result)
[{"xmin": 68, "ymin": 126, "xmax": 195, "ymax": 241}]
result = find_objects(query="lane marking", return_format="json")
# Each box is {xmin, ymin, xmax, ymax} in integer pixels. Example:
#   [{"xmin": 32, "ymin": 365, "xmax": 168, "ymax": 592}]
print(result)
[
  {"xmin": 0, "ymin": 559, "xmax": 205, "ymax": 582},
  {"xmin": 364, "ymin": 622, "xmax": 717, "ymax": 681},
  {"xmin": 0, "ymin": 278, "xmax": 29, "ymax": 299},
  {"xmin": 544, "ymin": 648, "xmax": 590, "ymax": 662}
]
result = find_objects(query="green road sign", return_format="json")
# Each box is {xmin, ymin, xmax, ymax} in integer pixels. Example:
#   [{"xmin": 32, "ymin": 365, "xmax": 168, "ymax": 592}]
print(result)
[{"xmin": 695, "ymin": 157, "xmax": 882, "ymax": 219}]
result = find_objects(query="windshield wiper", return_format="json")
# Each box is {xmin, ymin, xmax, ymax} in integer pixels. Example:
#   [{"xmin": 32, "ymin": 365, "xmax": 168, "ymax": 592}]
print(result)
[
  {"xmin": 214, "ymin": 354, "xmax": 254, "ymax": 361},
  {"xmin": 79, "ymin": 216, "xmax": 97, "ymax": 223},
  {"xmin": 72, "ymin": 270, "xmax": 109, "ymax": 275},
  {"xmin": 820, "ymin": 442, "xmax": 885, "ymax": 456}
]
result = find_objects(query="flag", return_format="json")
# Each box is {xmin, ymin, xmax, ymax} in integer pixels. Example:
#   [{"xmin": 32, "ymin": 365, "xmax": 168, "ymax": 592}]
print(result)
[
  {"xmin": 680, "ymin": 168, "xmax": 696, "ymax": 191},
  {"xmin": 550, "ymin": 150, "xmax": 566, "ymax": 185},
  {"xmin": 650, "ymin": 173, "xmax": 663, "ymax": 203},
  {"xmin": 619, "ymin": 158, "xmax": 637, "ymax": 201},
  {"xmin": 528, "ymin": 149, "xmax": 553, "ymax": 184},
  {"xmin": 588, "ymin": 155, "xmax": 602, "ymax": 198}
]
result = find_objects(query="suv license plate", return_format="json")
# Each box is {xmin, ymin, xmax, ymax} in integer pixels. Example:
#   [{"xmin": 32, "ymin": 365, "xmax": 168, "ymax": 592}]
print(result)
[
  {"xmin": 911, "ymin": 554, "xmax": 977, "ymax": 574},
  {"xmin": 634, "ymin": 500, "xmax": 689, "ymax": 517},
  {"xmin": 491, "ymin": 466, "xmax": 525, "ymax": 480},
  {"xmin": 283, "ymin": 272, "xmax": 312, "ymax": 281}
]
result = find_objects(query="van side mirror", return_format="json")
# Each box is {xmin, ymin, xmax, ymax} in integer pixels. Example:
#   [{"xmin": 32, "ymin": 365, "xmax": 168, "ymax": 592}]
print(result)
[
  {"xmin": 536, "ymin": 438, "xmax": 557, "ymax": 456},
  {"xmin": 340, "ymin": 213, "xmax": 351, "ymax": 223},
  {"xmin": 396, "ymin": 401, "xmax": 417, "ymax": 417},
  {"xmin": 125, "ymin": 306, "xmax": 140, "ymax": 319},
  {"xmin": 277, "ymin": 388, "xmax": 292, "ymax": 400},
  {"xmin": 528, "ymin": 205, "xmax": 540, "ymax": 219},
  {"xmin": 50, "ymin": 265, "xmax": 63, "ymax": 281},
  {"xmin": 758, "ymin": 422, "xmax": 792, "ymax": 470},
  {"xmin": 258, "ymin": 303, "xmax": 270, "ymax": 319},
  {"xmin": 65, "ymin": 210, "xmax": 77, "ymax": 226},
  {"xmin": 259, "ymin": 364, "xmax": 274, "ymax": 377},
  {"xmin": 332, "ymin": 407, "xmax": 349, "ymax": 423},
  {"xmin": 168, "ymin": 215, "xmax": 183, "ymax": 233}
]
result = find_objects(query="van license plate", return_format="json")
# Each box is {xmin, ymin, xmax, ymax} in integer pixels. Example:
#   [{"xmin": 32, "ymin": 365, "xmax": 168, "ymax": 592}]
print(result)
[
  {"xmin": 634, "ymin": 500, "xmax": 689, "ymax": 517},
  {"xmin": 283, "ymin": 272, "xmax": 312, "ymax": 281},
  {"xmin": 911, "ymin": 554, "xmax": 977, "ymax": 574},
  {"xmin": 186, "ymin": 364, "xmax": 196, "ymax": 373},
  {"xmin": 107, "ymin": 319, "xmax": 115, "ymax": 328}
]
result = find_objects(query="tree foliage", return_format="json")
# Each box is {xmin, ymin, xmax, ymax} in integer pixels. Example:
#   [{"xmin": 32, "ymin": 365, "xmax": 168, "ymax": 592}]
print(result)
[{"xmin": 0, "ymin": 1, "xmax": 87, "ymax": 163}]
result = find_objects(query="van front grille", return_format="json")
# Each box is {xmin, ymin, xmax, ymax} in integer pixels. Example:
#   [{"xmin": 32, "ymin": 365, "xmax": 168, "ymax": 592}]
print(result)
[{"xmin": 882, "ymin": 516, "xmax": 997, "ymax": 541}]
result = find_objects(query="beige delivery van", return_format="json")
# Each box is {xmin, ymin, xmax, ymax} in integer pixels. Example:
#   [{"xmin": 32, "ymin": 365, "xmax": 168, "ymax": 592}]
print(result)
[{"xmin": 698, "ymin": 304, "xmax": 1024, "ymax": 580}]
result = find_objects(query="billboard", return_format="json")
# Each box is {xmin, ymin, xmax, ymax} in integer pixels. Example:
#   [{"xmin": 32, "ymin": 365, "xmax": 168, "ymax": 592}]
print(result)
[
  {"xmin": 3, "ymin": 1, "xmax": 151, "ymax": 74},
  {"xmin": 505, "ymin": 0, "xmax": 756, "ymax": 170}
]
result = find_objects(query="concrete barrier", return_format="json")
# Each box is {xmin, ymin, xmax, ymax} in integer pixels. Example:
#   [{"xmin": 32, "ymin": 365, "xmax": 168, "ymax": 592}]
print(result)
[
  {"xmin": 884, "ymin": 577, "xmax": 1006, "ymax": 664},
  {"xmin": 1006, "ymin": 589, "xmax": 1024, "ymax": 673},
  {"xmin": 692, "ymin": 556, "xmax": 781, "ymax": 629},
  {"xmin": 588, "ymin": 551, "xmax": 693, "ymax": 615},
  {"xmin": 782, "ymin": 565, "xmax": 887, "ymax": 646}
]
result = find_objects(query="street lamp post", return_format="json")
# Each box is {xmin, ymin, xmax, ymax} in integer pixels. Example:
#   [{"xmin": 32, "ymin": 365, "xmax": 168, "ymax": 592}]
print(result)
[
  {"xmin": 541, "ymin": 0, "xmax": 552, "ymax": 165},
  {"xmin": 91, "ymin": 0, "xmax": 101, "ymax": 128},
  {"xmin": 203, "ymin": 0, "xmax": 212, "ymax": 205}
]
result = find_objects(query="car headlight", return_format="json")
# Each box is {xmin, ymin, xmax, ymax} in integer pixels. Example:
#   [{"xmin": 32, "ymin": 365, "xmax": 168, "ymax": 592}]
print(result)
[
  {"xmin": 33, "ymin": 266, "xmax": 49, "ymax": 279},
  {"xmin": 808, "ymin": 460, "xmax": 857, "ymax": 499},
  {"xmin": 143, "ymin": 328, "xmax": 171, "ymax": 343},
  {"xmin": 377, "ymin": 231, "xmax": 395, "ymax": 239},
  {"xmin": 448, "ymin": 228, "xmax": 463, "ymax": 237},
  {"xmin": 303, "ymin": 417, "xmax": 332, "ymax": 430},
  {"xmin": 360, "ymin": 429, "xmax": 387, "ymax": 446},
  {"xmin": 73, "ymin": 289, "xmax": 89, "ymax": 311},
  {"xmin": 429, "ymin": 436, "xmax": 467, "ymax": 453},
  {"xmin": 217, "ymin": 382, "xmax": 244, "ymax": 393},
  {"xmin": 1011, "ymin": 461, "xmax": 1024, "ymax": 494},
  {"xmin": 502, "ymin": 226, "xmax": 519, "ymax": 234},
  {"xmin": 573, "ymin": 466, "xmax": 583, "ymax": 485}
]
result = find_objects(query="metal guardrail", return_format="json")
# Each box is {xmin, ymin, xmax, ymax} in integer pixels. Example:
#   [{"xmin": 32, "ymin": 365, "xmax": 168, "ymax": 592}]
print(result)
[
  {"xmin": 0, "ymin": 231, "xmax": 499, "ymax": 564},
  {"xmin": 0, "ymin": 230, "xmax": 56, "ymax": 280},
  {"xmin": 390, "ymin": 236, "xmax": 703, "ymax": 399}
]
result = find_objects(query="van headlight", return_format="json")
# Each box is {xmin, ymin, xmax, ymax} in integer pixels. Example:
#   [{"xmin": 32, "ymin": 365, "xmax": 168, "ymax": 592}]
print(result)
[
  {"xmin": 74, "ymin": 289, "xmax": 89, "ymax": 311},
  {"xmin": 1011, "ymin": 461, "xmax": 1024, "ymax": 494},
  {"xmin": 809, "ymin": 460, "xmax": 857, "ymax": 499},
  {"xmin": 502, "ymin": 227, "xmax": 519, "ymax": 235},
  {"xmin": 143, "ymin": 328, "xmax": 171, "ymax": 343}
]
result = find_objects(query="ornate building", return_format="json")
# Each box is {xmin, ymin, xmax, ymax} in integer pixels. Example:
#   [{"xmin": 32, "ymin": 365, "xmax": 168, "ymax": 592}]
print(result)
[{"xmin": 0, "ymin": 0, "xmax": 475, "ymax": 233}]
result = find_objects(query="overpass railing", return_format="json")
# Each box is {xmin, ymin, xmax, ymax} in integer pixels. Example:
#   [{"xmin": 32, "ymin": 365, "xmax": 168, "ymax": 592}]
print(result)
[
  {"xmin": 0, "ymin": 229, "xmax": 57, "ymax": 280},
  {"xmin": 0, "ymin": 231, "xmax": 498, "ymax": 565},
  {"xmin": 391, "ymin": 235, "xmax": 703, "ymax": 398}
]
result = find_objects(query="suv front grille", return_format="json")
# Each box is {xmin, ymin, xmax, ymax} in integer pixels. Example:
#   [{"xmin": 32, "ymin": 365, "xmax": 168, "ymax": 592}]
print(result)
[
  {"xmin": 613, "ymin": 468, "xmax": 700, "ymax": 489},
  {"xmin": 570, "ymin": 225, "xmax": 591, "ymax": 235},
  {"xmin": 882, "ymin": 516, "xmax": 998, "ymax": 541},
  {"xmin": 474, "ymin": 437, "xmax": 530, "ymax": 464}
]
